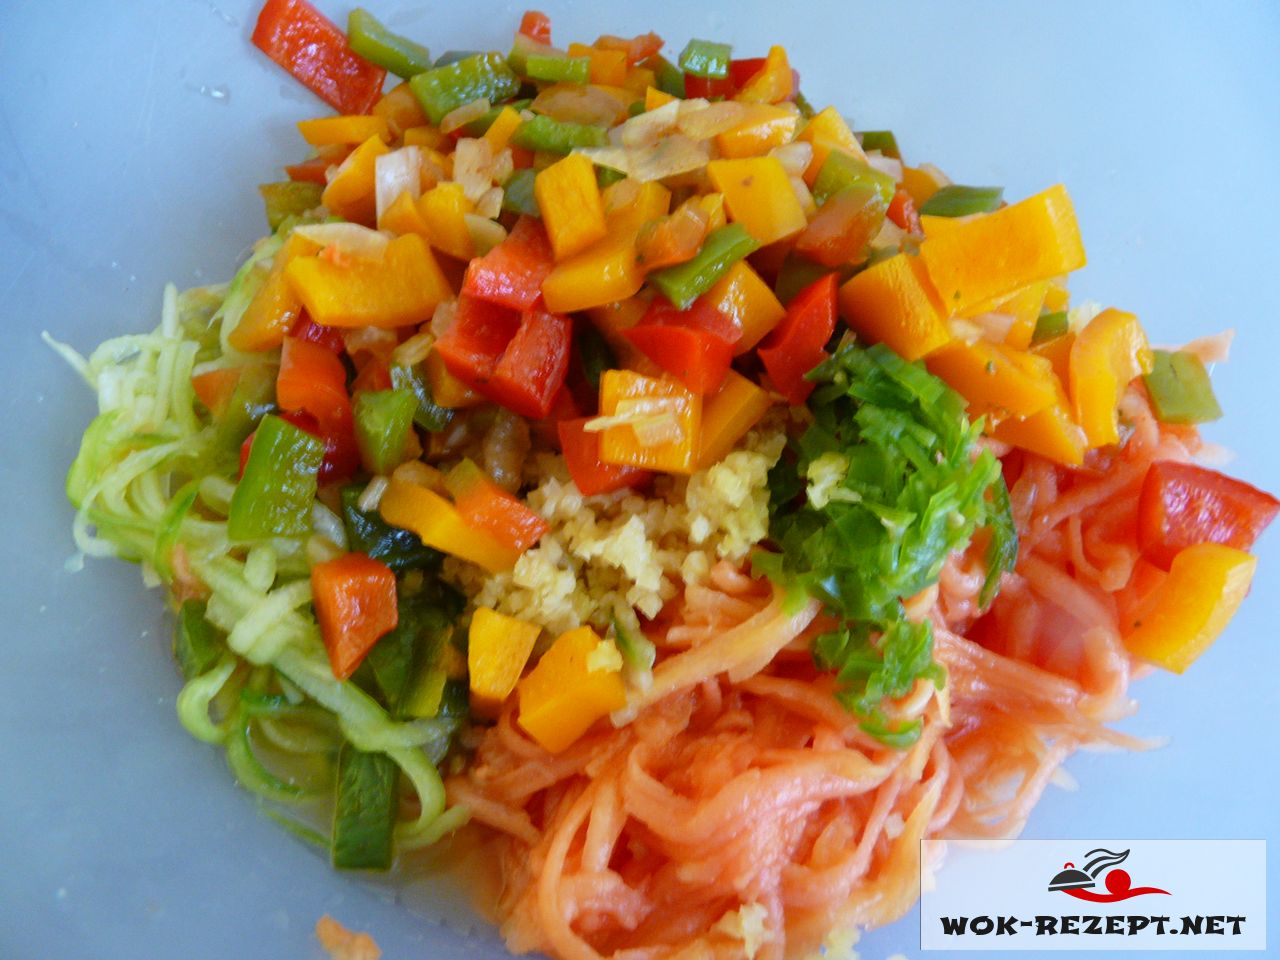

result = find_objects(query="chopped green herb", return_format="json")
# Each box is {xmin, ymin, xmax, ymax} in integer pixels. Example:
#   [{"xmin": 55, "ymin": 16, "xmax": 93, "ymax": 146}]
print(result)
[{"xmin": 1031, "ymin": 310, "xmax": 1069, "ymax": 344}]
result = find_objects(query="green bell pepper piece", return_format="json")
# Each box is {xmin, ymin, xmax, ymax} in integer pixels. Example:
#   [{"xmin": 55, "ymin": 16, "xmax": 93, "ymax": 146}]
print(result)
[
  {"xmin": 434, "ymin": 49, "xmax": 481, "ymax": 67},
  {"xmin": 364, "ymin": 580, "xmax": 462, "ymax": 714},
  {"xmin": 331, "ymin": 744, "xmax": 399, "ymax": 870},
  {"xmin": 353, "ymin": 388, "xmax": 418, "ymax": 475},
  {"xmin": 507, "ymin": 32, "xmax": 552, "ymax": 75},
  {"xmin": 227, "ymin": 414, "xmax": 323, "ymax": 540},
  {"xmin": 857, "ymin": 130, "xmax": 901, "ymax": 160},
  {"xmin": 812, "ymin": 152, "xmax": 896, "ymax": 207},
  {"xmin": 207, "ymin": 363, "xmax": 277, "ymax": 468},
  {"xmin": 643, "ymin": 54, "xmax": 685, "ymax": 97},
  {"xmin": 389, "ymin": 363, "xmax": 453, "ymax": 432},
  {"xmin": 1031, "ymin": 310, "xmax": 1069, "ymax": 345},
  {"xmin": 526, "ymin": 53, "xmax": 590, "ymax": 85},
  {"xmin": 576, "ymin": 323, "xmax": 616, "ymax": 389},
  {"xmin": 409, "ymin": 53, "xmax": 521, "ymax": 126},
  {"xmin": 258, "ymin": 182, "xmax": 324, "ymax": 232},
  {"xmin": 339, "ymin": 485, "xmax": 443, "ymax": 572},
  {"xmin": 774, "ymin": 253, "xmax": 839, "ymax": 306},
  {"xmin": 1143, "ymin": 349, "xmax": 1223, "ymax": 424},
  {"xmin": 347, "ymin": 8, "xmax": 432, "ymax": 80},
  {"xmin": 173, "ymin": 600, "xmax": 225, "ymax": 681},
  {"xmin": 510, "ymin": 114, "xmax": 609, "ymax": 153},
  {"xmin": 501, "ymin": 169, "xmax": 540, "ymax": 217},
  {"xmin": 678, "ymin": 38, "xmax": 732, "ymax": 79},
  {"xmin": 649, "ymin": 224, "xmax": 761, "ymax": 310},
  {"xmin": 919, "ymin": 185, "xmax": 1004, "ymax": 217},
  {"xmin": 595, "ymin": 164, "xmax": 627, "ymax": 188}
]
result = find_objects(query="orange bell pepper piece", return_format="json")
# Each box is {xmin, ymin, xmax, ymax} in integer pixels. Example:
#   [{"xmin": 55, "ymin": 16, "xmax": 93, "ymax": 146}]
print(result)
[
  {"xmin": 959, "ymin": 279, "xmax": 1049, "ymax": 351},
  {"xmin": 191, "ymin": 366, "xmax": 243, "ymax": 417},
  {"xmin": 227, "ymin": 233, "xmax": 323, "ymax": 353},
  {"xmin": 417, "ymin": 181, "xmax": 475, "ymax": 260},
  {"xmin": 286, "ymin": 233, "xmax": 453, "ymax": 329},
  {"xmin": 703, "ymin": 260, "xmax": 786, "ymax": 354},
  {"xmin": 918, "ymin": 184, "xmax": 1086, "ymax": 314},
  {"xmin": 1122, "ymin": 544, "xmax": 1257, "ymax": 673},
  {"xmin": 296, "ymin": 115, "xmax": 390, "ymax": 146},
  {"xmin": 645, "ymin": 85, "xmax": 677, "ymax": 111},
  {"xmin": 535, "ymin": 153, "xmax": 608, "ymax": 260},
  {"xmin": 372, "ymin": 81, "xmax": 429, "ymax": 139},
  {"xmin": 734, "ymin": 45, "xmax": 794, "ymax": 104},
  {"xmin": 311, "ymin": 552, "xmax": 398, "ymax": 680},
  {"xmin": 715, "ymin": 104, "xmax": 799, "ymax": 159},
  {"xmin": 926, "ymin": 338, "xmax": 1057, "ymax": 421},
  {"xmin": 423, "ymin": 349, "xmax": 484, "ymax": 409},
  {"xmin": 568, "ymin": 42, "xmax": 627, "ymax": 86},
  {"xmin": 402, "ymin": 124, "xmax": 451, "ymax": 151},
  {"xmin": 707, "ymin": 156, "xmax": 808, "ymax": 247},
  {"xmin": 517, "ymin": 626, "xmax": 628, "ymax": 753},
  {"xmin": 796, "ymin": 106, "xmax": 864, "ymax": 182},
  {"xmin": 321, "ymin": 134, "xmax": 390, "ymax": 225},
  {"xmin": 378, "ymin": 189, "xmax": 429, "ymax": 235},
  {"xmin": 1068, "ymin": 307, "xmax": 1154, "ymax": 447},
  {"xmin": 278, "ymin": 335, "xmax": 351, "ymax": 427},
  {"xmin": 482, "ymin": 105, "xmax": 524, "ymax": 153},
  {"xmin": 594, "ymin": 369, "xmax": 702, "ymax": 475},
  {"xmin": 379, "ymin": 477, "xmax": 519, "ymax": 573},
  {"xmin": 837, "ymin": 252, "xmax": 951, "ymax": 361},
  {"xmin": 444, "ymin": 458, "xmax": 549, "ymax": 552},
  {"xmin": 991, "ymin": 401, "xmax": 1087, "ymax": 467},
  {"xmin": 468, "ymin": 607, "xmax": 542, "ymax": 718},
  {"xmin": 1032, "ymin": 330, "xmax": 1074, "ymax": 384},
  {"xmin": 697, "ymin": 370, "xmax": 774, "ymax": 468},
  {"xmin": 901, "ymin": 164, "xmax": 949, "ymax": 208}
]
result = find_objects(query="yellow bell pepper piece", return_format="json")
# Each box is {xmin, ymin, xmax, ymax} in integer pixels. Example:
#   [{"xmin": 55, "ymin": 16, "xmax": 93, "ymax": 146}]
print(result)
[
  {"xmin": 417, "ymin": 181, "xmax": 475, "ymax": 260},
  {"xmin": 379, "ymin": 477, "xmax": 519, "ymax": 573},
  {"xmin": 1123, "ymin": 544, "xmax": 1257, "ymax": 674},
  {"xmin": 378, "ymin": 189, "xmax": 428, "ymax": 235},
  {"xmin": 424, "ymin": 348, "xmax": 484, "ymax": 408},
  {"xmin": 372, "ymin": 81, "xmax": 429, "ymax": 139},
  {"xmin": 517, "ymin": 626, "xmax": 628, "ymax": 753},
  {"xmin": 535, "ymin": 153, "xmax": 608, "ymax": 260},
  {"xmin": 482, "ymin": 106, "xmax": 523, "ymax": 153},
  {"xmin": 596, "ymin": 370, "xmax": 701, "ymax": 474},
  {"xmin": 297, "ymin": 115, "xmax": 390, "ymax": 146},
  {"xmin": 704, "ymin": 260, "xmax": 787, "ymax": 354},
  {"xmin": 796, "ymin": 106, "xmax": 865, "ymax": 182},
  {"xmin": 285, "ymin": 233, "xmax": 453, "ymax": 329},
  {"xmin": 541, "ymin": 182, "xmax": 670, "ymax": 314},
  {"xmin": 697, "ymin": 193, "xmax": 727, "ymax": 230},
  {"xmin": 227, "ymin": 233, "xmax": 322, "ymax": 353},
  {"xmin": 919, "ymin": 184, "xmax": 1086, "ymax": 314},
  {"xmin": 645, "ymin": 85, "xmax": 677, "ymax": 111},
  {"xmin": 320, "ymin": 134, "xmax": 390, "ymax": 225},
  {"xmin": 623, "ymin": 67, "xmax": 656, "ymax": 96},
  {"xmin": 567, "ymin": 42, "xmax": 628, "ymax": 86},
  {"xmin": 838, "ymin": 253, "xmax": 951, "ymax": 361},
  {"xmin": 402, "ymin": 124, "xmax": 451, "ymax": 151},
  {"xmin": 468, "ymin": 607, "xmax": 541, "ymax": 719},
  {"xmin": 1042, "ymin": 277, "xmax": 1070, "ymax": 312},
  {"xmin": 715, "ymin": 104, "xmax": 799, "ymax": 159},
  {"xmin": 698, "ymin": 370, "xmax": 774, "ymax": 468},
  {"xmin": 706, "ymin": 157, "xmax": 808, "ymax": 247},
  {"xmin": 735, "ymin": 45, "xmax": 794, "ymax": 104},
  {"xmin": 956, "ymin": 280, "xmax": 1049, "ymax": 351},
  {"xmin": 991, "ymin": 401, "xmax": 1087, "ymax": 467},
  {"xmin": 902, "ymin": 164, "xmax": 949, "ymax": 208},
  {"xmin": 1032, "ymin": 329, "xmax": 1074, "ymax": 385},
  {"xmin": 1068, "ymin": 307, "xmax": 1154, "ymax": 447},
  {"xmin": 926, "ymin": 338, "xmax": 1057, "ymax": 421}
]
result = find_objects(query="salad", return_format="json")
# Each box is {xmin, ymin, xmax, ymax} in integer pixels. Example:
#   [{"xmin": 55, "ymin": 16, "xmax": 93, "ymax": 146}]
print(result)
[{"xmin": 53, "ymin": 2, "xmax": 1280, "ymax": 958}]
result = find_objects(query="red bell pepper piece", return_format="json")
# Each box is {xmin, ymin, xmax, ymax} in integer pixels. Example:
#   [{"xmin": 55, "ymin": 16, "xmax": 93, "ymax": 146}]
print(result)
[
  {"xmin": 1137, "ymin": 460, "xmax": 1280, "ymax": 570},
  {"xmin": 683, "ymin": 73, "xmax": 735, "ymax": 99},
  {"xmin": 558, "ymin": 418, "xmax": 652, "ymax": 496},
  {"xmin": 887, "ymin": 187, "xmax": 922, "ymax": 235},
  {"xmin": 643, "ymin": 294, "xmax": 743, "ymax": 347},
  {"xmin": 756, "ymin": 274, "xmax": 838, "ymax": 405},
  {"xmin": 485, "ymin": 307, "xmax": 573, "ymax": 419},
  {"xmin": 444, "ymin": 459, "xmax": 549, "ymax": 552},
  {"xmin": 311, "ymin": 552, "xmax": 399, "ymax": 680},
  {"xmin": 596, "ymin": 32, "xmax": 665, "ymax": 65},
  {"xmin": 285, "ymin": 159, "xmax": 329, "ymax": 184},
  {"xmin": 461, "ymin": 217, "xmax": 555, "ymax": 312},
  {"xmin": 519, "ymin": 10, "xmax": 552, "ymax": 44},
  {"xmin": 728, "ymin": 57, "xmax": 766, "ymax": 89},
  {"xmin": 434, "ymin": 294, "xmax": 523, "ymax": 389},
  {"xmin": 252, "ymin": 0, "xmax": 387, "ymax": 115},
  {"xmin": 290, "ymin": 313, "xmax": 345, "ymax": 354},
  {"xmin": 622, "ymin": 324, "xmax": 733, "ymax": 395}
]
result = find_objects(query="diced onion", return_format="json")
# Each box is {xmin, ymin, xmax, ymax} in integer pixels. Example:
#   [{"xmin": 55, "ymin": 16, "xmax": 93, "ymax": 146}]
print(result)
[
  {"xmin": 293, "ymin": 223, "xmax": 390, "ymax": 259},
  {"xmin": 430, "ymin": 299, "xmax": 458, "ymax": 337},
  {"xmin": 618, "ymin": 99, "xmax": 679, "ymax": 147},
  {"xmin": 475, "ymin": 186, "xmax": 504, "ymax": 221},
  {"xmin": 771, "ymin": 141, "xmax": 812, "ymax": 177},
  {"xmin": 374, "ymin": 146, "xmax": 424, "ymax": 224},
  {"xmin": 392, "ymin": 329, "xmax": 435, "ymax": 368},
  {"xmin": 465, "ymin": 214, "xmax": 507, "ymax": 256},
  {"xmin": 968, "ymin": 311, "xmax": 1016, "ymax": 343},
  {"xmin": 357, "ymin": 476, "xmax": 389, "ymax": 513},
  {"xmin": 583, "ymin": 398, "xmax": 685, "ymax": 446},
  {"xmin": 440, "ymin": 97, "xmax": 490, "ymax": 135},
  {"xmin": 342, "ymin": 325, "xmax": 398, "ymax": 357},
  {"xmin": 491, "ymin": 148, "xmax": 515, "ymax": 185},
  {"xmin": 865, "ymin": 152, "xmax": 904, "ymax": 182},
  {"xmin": 789, "ymin": 175, "xmax": 816, "ymax": 216},
  {"xmin": 576, "ymin": 135, "xmax": 712, "ymax": 183},
  {"xmin": 677, "ymin": 100, "xmax": 747, "ymax": 140},
  {"xmin": 453, "ymin": 138, "xmax": 496, "ymax": 202},
  {"xmin": 532, "ymin": 84, "xmax": 629, "ymax": 126}
]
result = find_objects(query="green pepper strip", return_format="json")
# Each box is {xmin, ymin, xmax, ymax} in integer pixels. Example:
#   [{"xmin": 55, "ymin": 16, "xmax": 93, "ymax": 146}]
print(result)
[
  {"xmin": 434, "ymin": 49, "xmax": 480, "ymax": 67},
  {"xmin": 526, "ymin": 53, "xmax": 590, "ymax": 85},
  {"xmin": 502, "ymin": 169, "xmax": 540, "ymax": 217},
  {"xmin": 643, "ymin": 54, "xmax": 686, "ymax": 98},
  {"xmin": 353, "ymin": 388, "xmax": 418, "ymax": 475},
  {"xmin": 410, "ymin": 52, "xmax": 521, "ymax": 126},
  {"xmin": 1143, "ymin": 349, "xmax": 1223, "ymax": 425},
  {"xmin": 227, "ymin": 414, "xmax": 323, "ymax": 541},
  {"xmin": 649, "ymin": 224, "xmax": 761, "ymax": 310},
  {"xmin": 258, "ymin": 181, "xmax": 324, "ymax": 232},
  {"xmin": 510, "ymin": 114, "xmax": 609, "ymax": 153},
  {"xmin": 340, "ymin": 484, "xmax": 443, "ymax": 572},
  {"xmin": 857, "ymin": 130, "xmax": 901, "ymax": 160},
  {"xmin": 1031, "ymin": 310, "xmax": 1069, "ymax": 345},
  {"xmin": 678, "ymin": 38, "xmax": 732, "ymax": 79},
  {"xmin": 174, "ymin": 599, "xmax": 226, "ymax": 681},
  {"xmin": 812, "ymin": 152, "xmax": 896, "ymax": 207},
  {"xmin": 347, "ymin": 8, "xmax": 432, "ymax": 80},
  {"xmin": 919, "ymin": 185, "xmax": 1004, "ymax": 217},
  {"xmin": 389, "ymin": 363, "xmax": 453, "ymax": 432},
  {"xmin": 331, "ymin": 743, "xmax": 400, "ymax": 870}
]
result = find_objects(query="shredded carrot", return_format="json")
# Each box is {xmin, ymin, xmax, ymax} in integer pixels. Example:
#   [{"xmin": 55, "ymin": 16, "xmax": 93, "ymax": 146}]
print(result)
[{"xmin": 315, "ymin": 915, "xmax": 381, "ymax": 960}]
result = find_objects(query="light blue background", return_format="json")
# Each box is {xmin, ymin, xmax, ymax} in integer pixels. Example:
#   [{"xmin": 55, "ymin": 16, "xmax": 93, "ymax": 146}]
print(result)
[{"xmin": 1, "ymin": 2, "xmax": 1275, "ymax": 958}]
